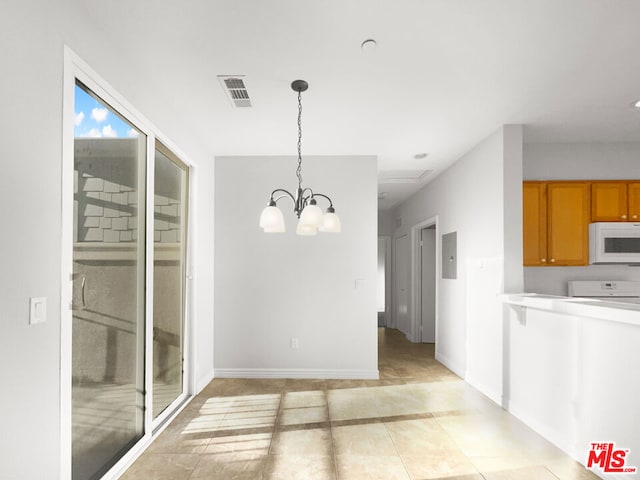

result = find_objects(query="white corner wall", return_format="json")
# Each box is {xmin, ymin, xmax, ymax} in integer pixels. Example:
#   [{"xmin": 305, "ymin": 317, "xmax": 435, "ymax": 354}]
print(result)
[
  {"xmin": 214, "ymin": 155, "xmax": 378, "ymax": 378},
  {"xmin": 390, "ymin": 126, "xmax": 523, "ymax": 402},
  {"xmin": 0, "ymin": 3, "xmax": 215, "ymax": 479}
]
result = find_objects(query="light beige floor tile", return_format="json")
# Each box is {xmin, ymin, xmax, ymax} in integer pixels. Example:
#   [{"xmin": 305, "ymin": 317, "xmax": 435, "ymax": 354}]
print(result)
[
  {"xmin": 120, "ymin": 453, "xmax": 199, "ymax": 480},
  {"xmin": 270, "ymin": 427, "xmax": 332, "ymax": 456},
  {"xmin": 336, "ymin": 455, "xmax": 410, "ymax": 480},
  {"xmin": 279, "ymin": 406, "xmax": 329, "ymax": 425},
  {"xmin": 283, "ymin": 379, "xmax": 327, "ymax": 392},
  {"xmin": 189, "ymin": 451, "xmax": 267, "ymax": 479},
  {"xmin": 544, "ymin": 458, "xmax": 602, "ymax": 480},
  {"xmin": 146, "ymin": 430, "xmax": 211, "ymax": 454},
  {"xmin": 281, "ymin": 390, "xmax": 326, "ymax": 408},
  {"xmin": 179, "ymin": 413, "xmax": 227, "ymax": 435},
  {"xmin": 217, "ymin": 414, "xmax": 277, "ymax": 431},
  {"xmin": 482, "ymin": 465, "xmax": 560, "ymax": 480},
  {"xmin": 265, "ymin": 454, "xmax": 336, "ymax": 480},
  {"xmin": 328, "ymin": 384, "xmax": 428, "ymax": 421},
  {"xmin": 332, "ymin": 423, "xmax": 397, "ymax": 456},
  {"xmin": 469, "ymin": 455, "xmax": 543, "ymax": 473},
  {"xmin": 205, "ymin": 432, "xmax": 272, "ymax": 455},
  {"xmin": 435, "ymin": 413, "xmax": 542, "ymax": 458},
  {"xmin": 423, "ymin": 475, "xmax": 484, "ymax": 480},
  {"xmin": 401, "ymin": 454, "xmax": 480, "ymax": 480},
  {"xmin": 326, "ymin": 379, "xmax": 367, "ymax": 390},
  {"xmin": 384, "ymin": 418, "xmax": 461, "ymax": 457}
]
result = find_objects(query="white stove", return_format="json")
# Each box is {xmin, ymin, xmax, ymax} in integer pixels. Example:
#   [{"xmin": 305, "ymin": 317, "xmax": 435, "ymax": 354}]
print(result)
[{"xmin": 568, "ymin": 280, "xmax": 640, "ymax": 304}]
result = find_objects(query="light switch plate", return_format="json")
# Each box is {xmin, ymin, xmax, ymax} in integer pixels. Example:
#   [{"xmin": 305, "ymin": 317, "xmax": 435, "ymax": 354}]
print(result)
[{"xmin": 29, "ymin": 297, "xmax": 47, "ymax": 325}]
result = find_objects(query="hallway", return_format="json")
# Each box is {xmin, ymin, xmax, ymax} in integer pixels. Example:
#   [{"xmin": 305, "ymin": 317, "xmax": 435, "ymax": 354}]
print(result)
[{"xmin": 122, "ymin": 328, "xmax": 597, "ymax": 480}]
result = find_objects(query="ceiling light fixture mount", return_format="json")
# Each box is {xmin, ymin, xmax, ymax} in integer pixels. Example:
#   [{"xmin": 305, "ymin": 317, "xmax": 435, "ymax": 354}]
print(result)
[
  {"xmin": 259, "ymin": 80, "xmax": 341, "ymax": 235},
  {"xmin": 361, "ymin": 39, "xmax": 378, "ymax": 52}
]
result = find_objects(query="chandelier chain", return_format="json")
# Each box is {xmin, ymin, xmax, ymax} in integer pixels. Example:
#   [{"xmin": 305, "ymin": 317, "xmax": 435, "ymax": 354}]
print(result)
[{"xmin": 296, "ymin": 90, "xmax": 303, "ymax": 190}]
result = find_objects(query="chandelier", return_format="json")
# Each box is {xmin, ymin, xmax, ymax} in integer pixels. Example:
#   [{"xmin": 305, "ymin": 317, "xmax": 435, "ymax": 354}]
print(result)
[{"xmin": 259, "ymin": 80, "xmax": 341, "ymax": 235}]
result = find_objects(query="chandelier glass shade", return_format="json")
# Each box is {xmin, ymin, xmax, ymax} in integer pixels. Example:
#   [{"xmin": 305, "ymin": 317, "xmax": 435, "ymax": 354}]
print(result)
[{"xmin": 260, "ymin": 80, "xmax": 340, "ymax": 235}]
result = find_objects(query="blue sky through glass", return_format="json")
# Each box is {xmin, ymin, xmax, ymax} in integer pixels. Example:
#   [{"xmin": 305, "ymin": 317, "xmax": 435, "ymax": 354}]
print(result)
[{"xmin": 74, "ymin": 84, "xmax": 140, "ymax": 139}]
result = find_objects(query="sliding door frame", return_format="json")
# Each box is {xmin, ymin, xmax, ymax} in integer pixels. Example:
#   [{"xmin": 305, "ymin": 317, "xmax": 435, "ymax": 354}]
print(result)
[
  {"xmin": 61, "ymin": 46, "xmax": 196, "ymax": 480},
  {"xmin": 151, "ymin": 141, "xmax": 191, "ymax": 430}
]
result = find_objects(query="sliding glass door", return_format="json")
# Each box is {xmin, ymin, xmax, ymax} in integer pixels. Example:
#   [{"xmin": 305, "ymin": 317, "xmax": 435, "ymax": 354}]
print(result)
[
  {"xmin": 70, "ymin": 80, "xmax": 191, "ymax": 480},
  {"xmin": 152, "ymin": 143, "xmax": 189, "ymax": 419},
  {"xmin": 72, "ymin": 81, "xmax": 147, "ymax": 480}
]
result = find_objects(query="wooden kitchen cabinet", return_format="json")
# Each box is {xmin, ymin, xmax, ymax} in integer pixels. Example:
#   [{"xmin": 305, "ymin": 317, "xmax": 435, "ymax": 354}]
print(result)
[
  {"xmin": 523, "ymin": 182, "xmax": 547, "ymax": 266},
  {"xmin": 628, "ymin": 183, "xmax": 640, "ymax": 221},
  {"xmin": 523, "ymin": 181, "xmax": 590, "ymax": 266},
  {"xmin": 591, "ymin": 181, "xmax": 640, "ymax": 222},
  {"xmin": 591, "ymin": 182, "xmax": 628, "ymax": 221},
  {"xmin": 547, "ymin": 182, "xmax": 590, "ymax": 265}
]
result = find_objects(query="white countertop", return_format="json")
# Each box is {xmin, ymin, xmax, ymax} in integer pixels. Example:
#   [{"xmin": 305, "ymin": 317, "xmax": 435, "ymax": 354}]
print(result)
[{"xmin": 500, "ymin": 293, "xmax": 640, "ymax": 326}]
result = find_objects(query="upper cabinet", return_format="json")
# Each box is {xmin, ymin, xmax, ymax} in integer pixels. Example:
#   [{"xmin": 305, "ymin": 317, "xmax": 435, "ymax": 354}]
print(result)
[
  {"xmin": 523, "ymin": 181, "xmax": 590, "ymax": 266},
  {"xmin": 523, "ymin": 183, "xmax": 547, "ymax": 266},
  {"xmin": 546, "ymin": 182, "xmax": 590, "ymax": 266},
  {"xmin": 524, "ymin": 180, "xmax": 640, "ymax": 267},
  {"xmin": 627, "ymin": 183, "xmax": 640, "ymax": 221},
  {"xmin": 591, "ymin": 181, "xmax": 640, "ymax": 222},
  {"xmin": 591, "ymin": 182, "xmax": 628, "ymax": 221}
]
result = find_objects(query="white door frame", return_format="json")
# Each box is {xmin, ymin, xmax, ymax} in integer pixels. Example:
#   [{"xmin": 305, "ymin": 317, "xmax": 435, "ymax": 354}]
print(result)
[
  {"xmin": 61, "ymin": 46, "xmax": 196, "ymax": 480},
  {"xmin": 378, "ymin": 236, "xmax": 392, "ymax": 326},
  {"xmin": 410, "ymin": 216, "xmax": 439, "ymax": 344}
]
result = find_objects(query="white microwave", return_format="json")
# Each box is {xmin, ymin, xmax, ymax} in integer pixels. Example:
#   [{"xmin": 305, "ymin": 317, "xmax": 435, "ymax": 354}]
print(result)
[{"xmin": 589, "ymin": 222, "xmax": 640, "ymax": 264}]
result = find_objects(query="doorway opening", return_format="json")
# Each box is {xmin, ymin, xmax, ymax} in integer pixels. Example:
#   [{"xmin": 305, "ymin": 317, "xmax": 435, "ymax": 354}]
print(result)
[
  {"xmin": 418, "ymin": 225, "xmax": 436, "ymax": 344},
  {"xmin": 377, "ymin": 237, "xmax": 392, "ymax": 327}
]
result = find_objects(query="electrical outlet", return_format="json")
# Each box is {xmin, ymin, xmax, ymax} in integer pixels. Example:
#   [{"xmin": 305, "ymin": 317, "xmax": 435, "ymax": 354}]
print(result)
[{"xmin": 290, "ymin": 338, "xmax": 299, "ymax": 349}]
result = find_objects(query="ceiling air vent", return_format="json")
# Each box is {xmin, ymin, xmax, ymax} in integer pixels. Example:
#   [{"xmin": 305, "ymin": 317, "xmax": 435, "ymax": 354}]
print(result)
[
  {"xmin": 378, "ymin": 170, "xmax": 433, "ymax": 184},
  {"xmin": 218, "ymin": 75, "xmax": 252, "ymax": 108}
]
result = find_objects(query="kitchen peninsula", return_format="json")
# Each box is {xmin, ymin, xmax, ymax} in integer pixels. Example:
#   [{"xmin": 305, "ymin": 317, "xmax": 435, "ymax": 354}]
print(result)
[{"xmin": 500, "ymin": 293, "xmax": 640, "ymax": 479}]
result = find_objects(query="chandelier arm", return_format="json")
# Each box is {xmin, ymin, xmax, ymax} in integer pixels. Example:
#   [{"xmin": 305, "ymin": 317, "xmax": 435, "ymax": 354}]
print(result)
[
  {"xmin": 309, "ymin": 193, "xmax": 334, "ymax": 208},
  {"xmin": 270, "ymin": 189, "xmax": 296, "ymax": 205},
  {"xmin": 300, "ymin": 187, "xmax": 314, "ymax": 200}
]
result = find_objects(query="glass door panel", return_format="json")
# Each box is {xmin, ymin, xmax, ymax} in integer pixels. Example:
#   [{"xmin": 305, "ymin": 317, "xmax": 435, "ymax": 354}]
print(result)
[
  {"xmin": 152, "ymin": 143, "xmax": 189, "ymax": 418},
  {"xmin": 72, "ymin": 81, "xmax": 146, "ymax": 480}
]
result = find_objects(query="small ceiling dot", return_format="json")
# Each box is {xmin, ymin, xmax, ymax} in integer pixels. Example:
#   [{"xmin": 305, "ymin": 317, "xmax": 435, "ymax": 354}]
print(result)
[
  {"xmin": 414, "ymin": 153, "xmax": 428, "ymax": 160},
  {"xmin": 361, "ymin": 39, "xmax": 377, "ymax": 52}
]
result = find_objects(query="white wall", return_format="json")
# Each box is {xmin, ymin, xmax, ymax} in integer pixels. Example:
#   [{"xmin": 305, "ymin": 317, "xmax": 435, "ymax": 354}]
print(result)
[
  {"xmin": 390, "ymin": 125, "xmax": 523, "ymax": 402},
  {"xmin": 524, "ymin": 141, "xmax": 640, "ymax": 181},
  {"xmin": 214, "ymin": 155, "xmax": 378, "ymax": 377},
  {"xmin": 0, "ymin": 3, "xmax": 215, "ymax": 478},
  {"xmin": 524, "ymin": 141, "xmax": 640, "ymax": 295}
]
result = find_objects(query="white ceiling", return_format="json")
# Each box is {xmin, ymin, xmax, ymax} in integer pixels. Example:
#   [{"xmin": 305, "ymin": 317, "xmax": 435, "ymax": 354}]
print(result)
[{"xmin": 77, "ymin": 0, "xmax": 640, "ymax": 210}]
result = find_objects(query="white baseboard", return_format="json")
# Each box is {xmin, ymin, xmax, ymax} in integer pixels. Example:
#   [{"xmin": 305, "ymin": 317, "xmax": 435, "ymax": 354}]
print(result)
[
  {"xmin": 465, "ymin": 375, "xmax": 503, "ymax": 406},
  {"xmin": 213, "ymin": 368, "xmax": 380, "ymax": 380},
  {"xmin": 434, "ymin": 351, "xmax": 465, "ymax": 378},
  {"xmin": 195, "ymin": 369, "xmax": 215, "ymax": 393},
  {"xmin": 507, "ymin": 400, "xmax": 579, "ymax": 464}
]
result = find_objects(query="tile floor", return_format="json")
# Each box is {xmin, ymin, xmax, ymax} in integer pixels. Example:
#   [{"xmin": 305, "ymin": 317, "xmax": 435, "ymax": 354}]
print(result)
[{"xmin": 121, "ymin": 328, "xmax": 599, "ymax": 480}]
